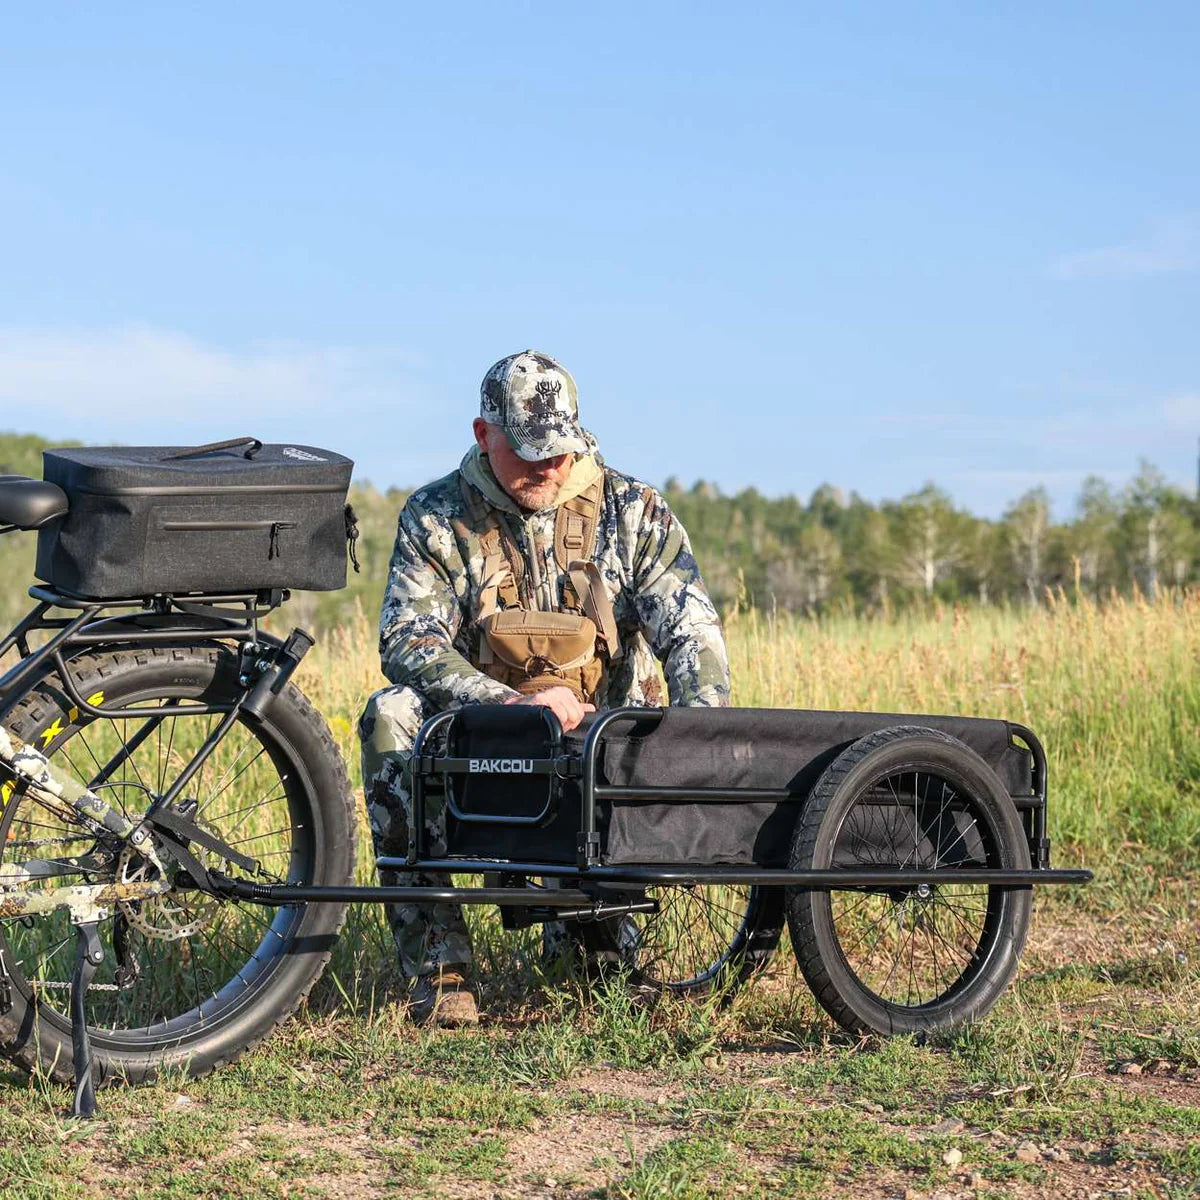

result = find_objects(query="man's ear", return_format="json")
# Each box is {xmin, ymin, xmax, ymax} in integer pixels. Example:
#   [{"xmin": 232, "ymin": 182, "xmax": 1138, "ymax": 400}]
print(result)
[{"xmin": 472, "ymin": 418, "xmax": 492, "ymax": 453}]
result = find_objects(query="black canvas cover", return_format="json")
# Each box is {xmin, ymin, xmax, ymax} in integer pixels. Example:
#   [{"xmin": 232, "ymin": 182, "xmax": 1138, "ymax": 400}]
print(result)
[
  {"xmin": 35, "ymin": 441, "xmax": 354, "ymax": 598},
  {"xmin": 598, "ymin": 708, "xmax": 1031, "ymax": 866},
  {"xmin": 439, "ymin": 705, "xmax": 1033, "ymax": 868}
]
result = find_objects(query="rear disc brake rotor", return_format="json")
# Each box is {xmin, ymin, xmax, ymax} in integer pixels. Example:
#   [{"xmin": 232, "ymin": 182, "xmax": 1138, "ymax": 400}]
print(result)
[{"xmin": 116, "ymin": 822, "xmax": 224, "ymax": 941}]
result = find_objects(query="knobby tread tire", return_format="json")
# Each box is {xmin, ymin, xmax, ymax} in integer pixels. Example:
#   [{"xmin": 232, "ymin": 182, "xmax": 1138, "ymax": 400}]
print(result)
[
  {"xmin": 0, "ymin": 645, "xmax": 357, "ymax": 1085},
  {"xmin": 786, "ymin": 725, "xmax": 1032, "ymax": 1036}
]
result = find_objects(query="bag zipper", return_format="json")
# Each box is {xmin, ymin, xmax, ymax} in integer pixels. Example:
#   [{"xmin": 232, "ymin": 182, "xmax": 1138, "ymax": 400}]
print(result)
[
  {"xmin": 158, "ymin": 518, "xmax": 298, "ymax": 561},
  {"xmin": 159, "ymin": 520, "xmax": 295, "ymax": 531}
]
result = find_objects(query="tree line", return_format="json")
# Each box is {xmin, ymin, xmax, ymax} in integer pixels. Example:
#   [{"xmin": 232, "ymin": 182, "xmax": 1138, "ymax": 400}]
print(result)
[
  {"xmin": 662, "ymin": 466, "xmax": 1199, "ymax": 613},
  {"xmin": 2, "ymin": 431, "xmax": 1196, "ymax": 630}
]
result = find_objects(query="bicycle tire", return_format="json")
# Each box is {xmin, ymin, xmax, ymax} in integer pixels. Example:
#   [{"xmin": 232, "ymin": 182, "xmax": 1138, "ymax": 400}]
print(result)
[
  {"xmin": 786, "ymin": 726, "xmax": 1032, "ymax": 1035},
  {"xmin": 0, "ymin": 645, "xmax": 356, "ymax": 1085}
]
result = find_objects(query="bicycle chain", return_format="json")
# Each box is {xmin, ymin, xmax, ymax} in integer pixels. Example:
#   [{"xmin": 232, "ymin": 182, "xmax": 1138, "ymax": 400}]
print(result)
[
  {"xmin": 5, "ymin": 837, "xmax": 86, "ymax": 852},
  {"xmin": 30, "ymin": 979, "xmax": 125, "ymax": 993}
]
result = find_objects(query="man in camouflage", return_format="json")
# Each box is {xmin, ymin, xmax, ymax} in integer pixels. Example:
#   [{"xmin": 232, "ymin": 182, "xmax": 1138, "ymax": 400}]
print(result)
[{"xmin": 359, "ymin": 350, "xmax": 729, "ymax": 1025}]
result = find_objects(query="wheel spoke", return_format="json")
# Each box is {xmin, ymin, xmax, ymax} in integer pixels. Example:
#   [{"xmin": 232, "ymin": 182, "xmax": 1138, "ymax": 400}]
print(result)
[
  {"xmin": 0, "ymin": 652, "xmax": 335, "ymax": 1071},
  {"xmin": 585, "ymin": 884, "xmax": 766, "ymax": 993}
]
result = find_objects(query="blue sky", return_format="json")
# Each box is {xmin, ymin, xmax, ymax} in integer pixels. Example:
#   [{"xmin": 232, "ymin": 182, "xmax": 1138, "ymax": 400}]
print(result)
[{"xmin": 1, "ymin": 3, "xmax": 1197, "ymax": 517}]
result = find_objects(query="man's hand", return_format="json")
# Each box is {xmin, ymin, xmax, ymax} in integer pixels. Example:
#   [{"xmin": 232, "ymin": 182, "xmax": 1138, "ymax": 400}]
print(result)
[{"xmin": 503, "ymin": 686, "xmax": 595, "ymax": 731}]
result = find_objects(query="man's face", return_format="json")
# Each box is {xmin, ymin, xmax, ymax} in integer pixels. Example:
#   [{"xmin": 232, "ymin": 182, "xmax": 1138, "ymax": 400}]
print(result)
[{"xmin": 473, "ymin": 418, "xmax": 574, "ymax": 511}]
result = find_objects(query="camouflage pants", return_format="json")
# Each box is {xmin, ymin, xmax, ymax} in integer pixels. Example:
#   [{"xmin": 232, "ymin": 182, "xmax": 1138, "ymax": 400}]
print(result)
[{"xmin": 358, "ymin": 686, "xmax": 473, "ymax": 979}]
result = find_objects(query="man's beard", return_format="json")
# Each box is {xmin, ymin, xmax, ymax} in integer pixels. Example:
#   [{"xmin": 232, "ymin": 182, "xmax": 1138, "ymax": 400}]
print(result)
[{"xmin": 507, "ymin": 476, "xmax": 564, "ymax": 511}]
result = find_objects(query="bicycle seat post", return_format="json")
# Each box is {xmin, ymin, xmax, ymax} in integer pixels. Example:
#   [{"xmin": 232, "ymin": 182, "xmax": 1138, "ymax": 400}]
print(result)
[{"xmin": 69, "ymin": 920, "xmax": 104, "ymax": 1120}]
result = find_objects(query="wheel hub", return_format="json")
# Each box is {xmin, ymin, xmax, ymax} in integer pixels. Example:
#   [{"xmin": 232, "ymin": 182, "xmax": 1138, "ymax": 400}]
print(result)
[{"xmin": 116, "ymin": 813, "xmax": 223, "ymax": 941}]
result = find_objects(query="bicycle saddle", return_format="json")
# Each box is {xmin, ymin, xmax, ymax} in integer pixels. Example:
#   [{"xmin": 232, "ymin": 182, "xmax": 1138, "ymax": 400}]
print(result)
[{"xmin": 0, "ymin": 474, "xmax": 69, "ymax": 529}]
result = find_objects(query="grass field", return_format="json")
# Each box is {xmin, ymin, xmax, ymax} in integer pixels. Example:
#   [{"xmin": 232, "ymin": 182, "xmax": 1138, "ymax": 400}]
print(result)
[{"xmin": 2, "ymin": 594, "xmax": 1199, "ymax": 1199}]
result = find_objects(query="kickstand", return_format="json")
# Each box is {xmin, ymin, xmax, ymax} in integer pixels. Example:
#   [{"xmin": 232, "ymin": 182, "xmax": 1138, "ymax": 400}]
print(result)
[{"xmin": 70, "ymin": 920, "xmax": 104, "ymax": 1119}]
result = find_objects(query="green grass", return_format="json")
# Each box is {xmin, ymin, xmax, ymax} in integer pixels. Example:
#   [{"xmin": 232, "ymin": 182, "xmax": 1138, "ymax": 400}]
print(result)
[{"xmin": 1, "ymin": 916, "xmax": 1198, "ymax": 1199}]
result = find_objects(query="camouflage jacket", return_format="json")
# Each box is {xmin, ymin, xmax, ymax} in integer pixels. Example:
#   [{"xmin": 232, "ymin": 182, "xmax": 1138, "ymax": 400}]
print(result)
[{"xmin": 378, "ymin": 447, "xmax": 730, "ymax": 710}]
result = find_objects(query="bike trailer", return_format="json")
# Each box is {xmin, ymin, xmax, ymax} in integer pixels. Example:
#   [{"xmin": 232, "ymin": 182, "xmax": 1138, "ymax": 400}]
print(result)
[
  {"xmin": 427, "ymin": 704, "xmax": 1041, "ymax": 868},
  {"xmin": 35, "ymin": 438, "xmax": 355, "ymax": 598},
  {"xmin": 0, "ymin": 565, "xmax": 1090, "ymax": 1119}
]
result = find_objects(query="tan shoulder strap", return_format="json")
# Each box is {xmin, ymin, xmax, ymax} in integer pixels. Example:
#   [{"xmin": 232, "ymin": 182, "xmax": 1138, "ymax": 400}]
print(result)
[
  {"xmin": 567, "ymin": 561, "xmax": 622, "ymax": 662},
  {"xmin": 459, "ymin": 474, "xmax": 522, "ymax": 616},
  {"xmin": 554, "ymin": 476, "xmax": 604, "ymax": 573},
  {"xmin": 477, "ymin": 530, "xmax": 505, "ymax": 623}
]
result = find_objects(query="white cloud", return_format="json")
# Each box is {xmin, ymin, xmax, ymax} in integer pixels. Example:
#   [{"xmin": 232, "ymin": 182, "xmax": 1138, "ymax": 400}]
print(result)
[
  {"xmin": 1053, "ymin": 216, "xmax": 1200, "ymax": 280},
  {"xmin": 0, "ymin": 324, "xmax": 450, "ymax": 487},
  {"xmin": 0, "ymin": 325, "xmax": 420, "ymax": 424}
]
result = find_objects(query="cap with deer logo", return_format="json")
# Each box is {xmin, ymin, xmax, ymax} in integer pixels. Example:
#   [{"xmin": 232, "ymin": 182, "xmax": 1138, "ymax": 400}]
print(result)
[{"xmin": 479, "ymin": 350, "xmax": 592, "ymax": 462}]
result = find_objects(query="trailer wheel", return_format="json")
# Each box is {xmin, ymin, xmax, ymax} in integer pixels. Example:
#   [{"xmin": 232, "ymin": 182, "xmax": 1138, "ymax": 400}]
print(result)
[{"xmin": 786, "ymin": 726, "xmax": 1032, "ymax": 1035}]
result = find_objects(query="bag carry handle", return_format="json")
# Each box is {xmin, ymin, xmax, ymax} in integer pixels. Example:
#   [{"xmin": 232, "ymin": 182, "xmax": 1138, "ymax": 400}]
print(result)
[{"xmin": 166, "ymin": 437, "xmax": 263, "ymax": 461}]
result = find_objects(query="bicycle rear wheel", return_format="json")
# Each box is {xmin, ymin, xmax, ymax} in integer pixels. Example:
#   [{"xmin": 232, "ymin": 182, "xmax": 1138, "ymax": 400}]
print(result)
[{"xmin": 0, "ymin": 645, "xmax": 356, "ymax": 1085}]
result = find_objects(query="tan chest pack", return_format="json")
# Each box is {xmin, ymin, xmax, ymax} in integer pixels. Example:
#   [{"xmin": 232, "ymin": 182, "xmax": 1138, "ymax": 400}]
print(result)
[{"xmin": 460, "ymin": 476, "xmax": 621, "ymax": 703}]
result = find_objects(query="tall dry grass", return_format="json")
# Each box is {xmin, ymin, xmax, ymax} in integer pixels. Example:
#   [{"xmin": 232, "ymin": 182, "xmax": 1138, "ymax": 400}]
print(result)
[{"xmin": 298, "ymin": 590, "xmax": 1200, "ymax": 872}]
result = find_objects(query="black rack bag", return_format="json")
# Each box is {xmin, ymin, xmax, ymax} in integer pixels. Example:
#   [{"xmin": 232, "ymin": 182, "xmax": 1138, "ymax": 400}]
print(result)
[{"xmin": 36, "ymin": 438, "xmax": 354, "ymax": 598}]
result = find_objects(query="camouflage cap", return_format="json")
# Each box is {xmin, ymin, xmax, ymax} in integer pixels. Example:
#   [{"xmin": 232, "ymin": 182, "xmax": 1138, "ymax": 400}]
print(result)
[{"xmin": 479, "ymin": 350, "xmax": 590, "ymax": 462}]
